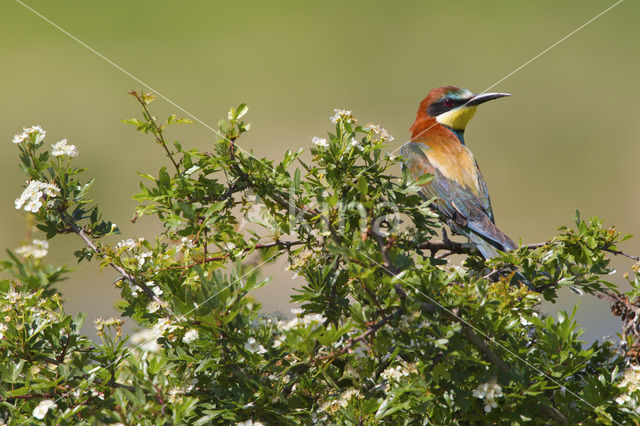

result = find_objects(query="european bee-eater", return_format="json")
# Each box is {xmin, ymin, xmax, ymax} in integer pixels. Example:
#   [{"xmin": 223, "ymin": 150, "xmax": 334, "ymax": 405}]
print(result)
[{"xmin": 401, "ymin": 86, "xmax": 515, "ymax": 259}]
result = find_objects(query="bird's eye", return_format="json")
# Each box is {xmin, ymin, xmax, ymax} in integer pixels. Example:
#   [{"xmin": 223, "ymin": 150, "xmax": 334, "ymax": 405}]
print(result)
[{"xmin": 443, "ymin": 98, "xmax": 453, "ymax": 107}]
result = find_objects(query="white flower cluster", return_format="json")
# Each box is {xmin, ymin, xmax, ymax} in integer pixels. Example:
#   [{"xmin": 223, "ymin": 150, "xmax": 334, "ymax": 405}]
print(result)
[
  {"xmin": 318, "ymin": 388, "xmax": 363, "ymax": 413},
  {"xmin": 15, "ymin": 239, "xmax": 49, "ymax": 259},
  {"xmin": 349, "ymin": 137, "xmax": 364, "ymax": 152},
  {"xmin": 117, "ymin": 239, "xmax": 136, "ymax": 250},
  {"xmin": 153, "ymin": 317, "xmax": 176, "ymax": 334},
  {"xmin": 13, "ymin": 125, "xmax": 46, "ymax": 144},
  {"xmin": 167, "ymin": 382, "xmax": 196, "ymax": 404},
  {"xmin": 136, "ymin": 251, "xmax": 153, "ymax": 268},
  {"xmin": 183, "ymin": 328, "xmax": 199, "ymax": 344},
  {"xmin": 93, "ymin": 317, "xmax": 124, "ymax": 338},
  {"xmin": 130, "ymin": 328, "xmax": 162, "ymax": 352},
  {"xmin": 364, "ymin": 123, "xmax": 394, "ymax": 142},
  {"xmin": 330, "ymin": 109, "xmax": 354, "ymax": 124},
  {"xmin": 147, "ymin": 298, "xmax": 169, "ymax": 314},
  {"xmin": 14, "ymin": 180, "xmax": 60, "ymax": 213},
  {"xmin": 244, "ymin": 337, "xmax": 267, "ymax": 354},
  {"xmin": 312, "ymin": 136, "xmax": 329, "ymax": 148},
  {"xmin": 1, "ymin": 291, "xmax": 61, "ymax": 345},
  {"xmin": 380, "ymin": 362, "xmax": 417, "ymax": 383},
  {"xmin": 0, "ymin": 322, "xmax": 7, "ymax": 339},
  {"xmin": 272, "ymin": 334, "xmax": 286, "ymax": 348},
  {"xmin": 616, "ymin": 364, "xmax": 640, "ymax": 405},
  {"xmin": 277, "ymin": 308, "xmax": 326, "ymax": 331},
  {"xmin": 32, "ymin": 399, "xmax": 56, "ymax": 419},
  {"xmin": 51, "ymin": 138, "xmax": 78, "ymax": 157},
  {"xmin": 136, "ymin": 280, "xmax": 164, "ymax": 298},
  {"xmin": 236, "ymin": 420, "xmax": 264, "ymax": 426},
  {"xmin": 178, "ymin": 237, "xmax": 195, "ymax": 251},
  {"xmin": 473, "ymin": 378, "xmax": 504, "ymax": 413}
]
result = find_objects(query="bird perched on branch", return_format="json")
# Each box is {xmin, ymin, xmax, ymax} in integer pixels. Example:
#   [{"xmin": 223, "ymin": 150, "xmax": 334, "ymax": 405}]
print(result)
[{"xmin": 400, "ymin": 86, "xmax": 515, "ymax": 259}]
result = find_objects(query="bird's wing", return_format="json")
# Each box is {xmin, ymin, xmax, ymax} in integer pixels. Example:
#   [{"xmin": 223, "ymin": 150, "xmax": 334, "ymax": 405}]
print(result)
[
  {"xmin": 400, "ymin": 141, "xmax": 515, "ymax": 254},
  {"xmin": 475, "ymin": 162, "xmax": 495, "ymax": 223}
]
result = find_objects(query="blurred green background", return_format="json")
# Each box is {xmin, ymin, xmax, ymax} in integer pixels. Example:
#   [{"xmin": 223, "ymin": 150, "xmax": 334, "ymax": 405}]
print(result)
[{"xmin": 1, "ymin": 0, "xmax": 638, "ymax": 342}]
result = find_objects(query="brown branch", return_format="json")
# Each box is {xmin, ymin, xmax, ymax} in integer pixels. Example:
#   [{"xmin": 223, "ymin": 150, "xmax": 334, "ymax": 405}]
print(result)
[
  {"xmin": 68, "ymin": 219, "xmax": 163, "ymax": 306},
  {"xmin": 417, "ymin": 240, "xmax": 549, "ymax": 255},
  {"xmin": 312, "ymin": 309, "xmax": 401, "ymax": 364},
  {"xmin": 601, "ymin": 245, "xmax": 640, "ymax": 262},
  {"xmin": 2, "ymin": 393, "xmax": 57, "ymax": 401},
  {"xmin": 375, "ymin": 234, "xmax": 397, "ymax": 274},
  {"xmin": 158, "ymin": 240, "xmax": 303, "ymax": 271},
  {"xmin": 460, "ymin": 325, "xmax": 510, "ymax": 373}
]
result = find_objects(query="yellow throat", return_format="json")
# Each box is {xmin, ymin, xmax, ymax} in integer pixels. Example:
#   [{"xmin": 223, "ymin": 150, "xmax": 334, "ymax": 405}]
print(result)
[{"xmin": 435, "ymin": 106, "xmax": 477, "ymax": 130}]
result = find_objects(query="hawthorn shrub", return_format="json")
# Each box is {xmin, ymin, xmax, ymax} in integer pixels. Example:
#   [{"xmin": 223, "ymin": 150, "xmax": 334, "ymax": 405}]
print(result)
[{"xmin": 1, "ymin": 92, "xmax": 639, "ymax": 424}]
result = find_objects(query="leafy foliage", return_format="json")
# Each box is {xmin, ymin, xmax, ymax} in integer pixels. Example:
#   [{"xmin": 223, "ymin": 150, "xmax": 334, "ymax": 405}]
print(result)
[{"xmin": 1, "ymin": 93, "xmax": 639, "ymax": 424}]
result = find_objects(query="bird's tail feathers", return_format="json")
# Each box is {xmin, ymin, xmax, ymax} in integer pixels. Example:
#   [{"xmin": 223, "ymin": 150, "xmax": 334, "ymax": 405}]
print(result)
[
  {"xmin": 456, "ymin": 224, "xmax": 533, "ymax": 289},
  {"xmin": 465, "ymin": 215, "xmax": 517, "ymax": 253}
]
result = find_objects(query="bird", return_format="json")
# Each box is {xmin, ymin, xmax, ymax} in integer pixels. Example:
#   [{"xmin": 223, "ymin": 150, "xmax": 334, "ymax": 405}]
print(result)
[{"xmin": 400, "ymin": 86, "xmax": 516, "ymax": 260}]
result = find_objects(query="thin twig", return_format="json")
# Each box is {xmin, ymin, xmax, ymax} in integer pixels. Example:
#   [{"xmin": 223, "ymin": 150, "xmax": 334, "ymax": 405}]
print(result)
[
  {"xmin": 130, "ymin": 91, "xmax": 181, "ymax": 173},
  {"xmin": 158, "ymin": 240, "xmax": 304, "ymax": 271},
  {"xmin": 70, "ymin": 220, "xmax": 162, "ymax": 305}
]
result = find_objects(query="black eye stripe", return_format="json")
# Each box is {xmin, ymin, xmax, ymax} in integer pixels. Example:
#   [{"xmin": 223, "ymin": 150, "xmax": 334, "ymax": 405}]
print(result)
[{"xmin": 426, "ymin": 98, "xmax": 466, "ymax": 117}]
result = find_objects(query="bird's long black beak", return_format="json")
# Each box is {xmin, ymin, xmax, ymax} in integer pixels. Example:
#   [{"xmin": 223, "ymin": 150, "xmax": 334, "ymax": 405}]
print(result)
[{"xmin": 466, "ymin": 92, "xmax": 511, "ymax": 106}]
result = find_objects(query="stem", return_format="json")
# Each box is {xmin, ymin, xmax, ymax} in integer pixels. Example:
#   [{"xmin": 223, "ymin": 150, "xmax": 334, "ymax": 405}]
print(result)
[
  {"xmin": 130, "ymin": 91, "xmax": 181, "ymax": 173},
  {"xmin": 68, "ymin": 219, "xmax": 164, "ymax": 306}
]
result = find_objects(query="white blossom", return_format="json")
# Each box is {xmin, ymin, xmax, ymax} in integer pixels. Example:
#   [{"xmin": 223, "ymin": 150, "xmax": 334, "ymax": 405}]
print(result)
[
  {"xmin": 117, "ymin": 239, "xmax": 135, "ymax": 250},
  {"xmin": 312, "ymin": 136, "xmax": 329, "ymax": 147},
  {"xmin": 13, "ymin": 125, "xmax": 46, "ymax": 145},
  {"xmin": 51, "ymin": 139, "xmax": 78, "ymax": 157},
  {"xmin": 12, "ymin": 132, "xmax": 28, "ymax": 144},
  {"xmin": 167, "ymin": 383, "xmax": 195, "ymax": 403},
  {"xmin": 319, "ymin": 388, "xmax": 362, "ymax": 413},
  {"xmin": 147, "ymin": 281, "xmax": 163, "ymax": 296},
  {"xmin": 615, "ymin": 393, "xmax": 631, "ymax": 405},
  {"xmin": 473, "ymin": 379, "xmax": 503, "ymax": 413},
  {"xmin": 349, "ymin": 138, "xmax": 364, "ymax": 152},
  {"xmin": 147, "ymin": 301, "xmax": 163, "ymax": 314},
  {"xmin": 0, "ymin": 323, "xmax": 7, "ymax": 339},
  {"xmin": 519, "ymin": 316, "xmax": 532, "ymax": 326},
  {"xmin": 381, "ymin": 365, "xmax": 411, "ymax": 382},
  {"xmin": 15, "ymin": 239, "xmax": 49, "ymax": 259},
  {"xmin": 178, "ymin": 237, "xmax": 195, "ymax": 251},
  {"xmin": 14, "ymin": 180, "xmax": 60, "ymax": 213},
  {"xmin": 183, "ymin": 329, "xmax": 199, "ymax": 344},
  {"xmin": 278, "ymin": 310, "xmax": 326, "ymax": 331},
  {"xmin": 236, "ymin": 421, "xmax": 264, "ymax": 426},
  {"xmin": 364, "ymin": 123, "xmax": 394, "ymax": 141},
  {"xmin": 153, "ymin": 317, "xmax": 177, "ymax": 335},
  {"xmin": 330, "ymin": 109, "xmax": 353, "ymax": 124},
  {"xmin": 617, "ymin": 364, "xmax": 640, "ymax": 406},
  {"xmin": 272, "ymin": 334, "xmax": 285, "ymax": 348},
  {"xmin": 32, "ymin": 399, "xmax": 56, "ymax": 419},
  {"xmin": 130, "ymin": 328, "xmax": 161, "ymax": 352},
  {"xmin": 136, "ymin": 251, "xmax": 153, "ymax": 267},
  {"xmin": 244, "ymin": 337, "xmax": 267, "ymax": 354}
]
